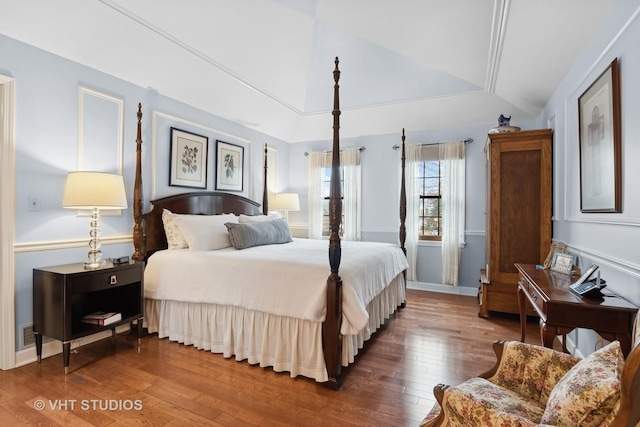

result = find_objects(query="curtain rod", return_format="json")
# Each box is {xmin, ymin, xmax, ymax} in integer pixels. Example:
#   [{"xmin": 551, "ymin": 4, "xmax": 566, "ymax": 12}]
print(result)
[
  {"xmin": 392, "ymin": 138, "xmax": 473, "ymax": 150},
  {"xmin": 304, "ymin": 146, "xmax": 366, "ymax": 156}
]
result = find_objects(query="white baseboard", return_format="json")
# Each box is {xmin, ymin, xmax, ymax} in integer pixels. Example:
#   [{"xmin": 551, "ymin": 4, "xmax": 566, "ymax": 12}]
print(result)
[
  {"xmin": 15, "ymin": 324, "xmax": 131, "ymax": 368},
  {"xmin": 407, "ymin": 281, "xmax": 478, "ymax": 297}
]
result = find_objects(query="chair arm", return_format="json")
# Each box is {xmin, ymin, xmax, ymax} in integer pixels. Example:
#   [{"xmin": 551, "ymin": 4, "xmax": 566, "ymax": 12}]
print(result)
[
  {"xmin": 478, "ymin": 340, "xmax": 507, "ymax": 379},
  {"xmin": 610, "ymin": 343, "xmax": 640, "ymax": 427}
]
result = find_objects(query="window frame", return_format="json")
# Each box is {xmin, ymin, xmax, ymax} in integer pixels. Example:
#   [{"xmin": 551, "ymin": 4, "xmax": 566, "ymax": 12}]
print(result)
[
  {"xmin": 321, "ymin": 166, "xmax": 344, "ymax": 237},
  {"xmin": 417, "ymin": 159, "xmax": 442, "ymax": 241}
]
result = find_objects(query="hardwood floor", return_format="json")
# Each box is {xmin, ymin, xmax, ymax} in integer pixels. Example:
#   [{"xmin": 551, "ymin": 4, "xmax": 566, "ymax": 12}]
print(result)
[{"xmin": 0, "ymin": 290, "xmax": 558, "ymax": 426}]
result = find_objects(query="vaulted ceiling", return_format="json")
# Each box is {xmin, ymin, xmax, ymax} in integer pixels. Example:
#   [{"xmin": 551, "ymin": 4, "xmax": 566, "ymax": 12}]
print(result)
[{"xmin": 1, "ymin": 0, "xmax": 613, "ymax": 142}]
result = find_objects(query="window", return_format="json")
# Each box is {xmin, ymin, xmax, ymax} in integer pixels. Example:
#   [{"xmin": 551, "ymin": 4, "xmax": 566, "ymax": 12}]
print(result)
[
  {"xmin": 321, "ymin": 167, "xmax": 344, "ymax": 236},
  {"xmin": 308, "ymin": 148, "xmax": 361, "ymax": 240},
  {"xmin": 417, "ymin": 160, "xmax": 442, "ymax": 240}
]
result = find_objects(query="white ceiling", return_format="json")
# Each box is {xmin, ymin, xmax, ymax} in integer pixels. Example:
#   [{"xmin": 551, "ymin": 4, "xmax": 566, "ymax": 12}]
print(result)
[{"xmin": 1, "ymin": 0, "xmax": 613, "ymax": 142}]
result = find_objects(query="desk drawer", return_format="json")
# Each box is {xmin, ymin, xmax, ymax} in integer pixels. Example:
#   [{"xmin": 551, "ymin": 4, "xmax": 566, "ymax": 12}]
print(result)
[
  {"xmin": 520, "ymin": 277, "xmax": 546, "ymax": 318},
  {"xmin": 72, "ymin": 266, "xmax": 142, "ymax": 294}
]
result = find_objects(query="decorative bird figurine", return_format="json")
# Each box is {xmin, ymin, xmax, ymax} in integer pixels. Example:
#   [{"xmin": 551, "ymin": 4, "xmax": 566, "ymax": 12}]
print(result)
[{"xmin": 498, "ymin": 114, "xmax": 511, "ymax": 127}]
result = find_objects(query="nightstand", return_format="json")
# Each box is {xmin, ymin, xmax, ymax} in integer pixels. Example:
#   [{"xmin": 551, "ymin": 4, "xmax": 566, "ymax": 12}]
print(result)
[{"xmin": 33, "ymin": 261, "xmax": 144, "ymax": 374}]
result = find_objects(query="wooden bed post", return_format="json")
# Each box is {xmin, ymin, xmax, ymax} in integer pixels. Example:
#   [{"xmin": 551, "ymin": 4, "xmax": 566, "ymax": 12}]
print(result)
[
  {"xmin": 399, "ymin": 129, "xmax": 408, "ymax": 306},
  {"xmin": 323, "ymin": 57, "xmax": 344, "ymax": 390},
  {"xmin": 262, "ymin": 143, "xmax": 269, "ymax": 215},
  {"xmin": 132, "ymin": 103, "xmax": 144, "ymax": 262},
  {"xmin": 399, "ymin": 128, "xmax": 407, "ymax": 258}
]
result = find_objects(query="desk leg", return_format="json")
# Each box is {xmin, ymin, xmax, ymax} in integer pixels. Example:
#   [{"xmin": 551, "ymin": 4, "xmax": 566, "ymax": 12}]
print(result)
[
  {"xmin": 62, "ymin": 341, "xmax": 71, "ymax": 375},
  {"xmin": 517, "ymin": 285, "xmax": 526, "ymax": 342},
  {"xmin": 601, "ymin": 332, "xmax": 632, "ymax": 357},
  {"xmin": 540, "ymin": 320, "xmax": 557, "ymax": 350},
  {"xmin": 35, "ymin": 332, "xmax": 42, "ymax": 363},
  {"xmin": 137, "ymin": 317, "xmax": 143, "ymax": 349}
]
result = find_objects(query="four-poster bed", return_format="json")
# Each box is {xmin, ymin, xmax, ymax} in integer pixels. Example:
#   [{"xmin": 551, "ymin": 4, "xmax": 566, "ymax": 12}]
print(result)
[{"xmin": 131, "ymin": 58, "xmax": 409, "ymax": 389}]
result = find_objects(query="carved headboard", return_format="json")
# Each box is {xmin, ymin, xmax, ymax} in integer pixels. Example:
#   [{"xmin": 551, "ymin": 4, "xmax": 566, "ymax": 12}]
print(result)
[{"xmin": 142, "ymin": 191, "xmax": 262, "ymax": 258}]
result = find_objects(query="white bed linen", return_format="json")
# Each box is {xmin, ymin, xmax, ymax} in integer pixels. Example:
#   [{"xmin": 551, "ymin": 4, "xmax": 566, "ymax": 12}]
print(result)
[
  {"xmin": 144, "ymin": 238, "xmax": 408, "ymax": 335},
  {"xmin": 144, "ymin": 274, "xmax": 405, "ymax": 382}
]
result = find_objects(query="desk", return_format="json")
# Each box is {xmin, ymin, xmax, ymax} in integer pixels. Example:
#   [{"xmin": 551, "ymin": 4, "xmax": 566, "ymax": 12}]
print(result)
[{"xmin": 515, "ymin": 263, "xmax": 637, "ymax": 357}]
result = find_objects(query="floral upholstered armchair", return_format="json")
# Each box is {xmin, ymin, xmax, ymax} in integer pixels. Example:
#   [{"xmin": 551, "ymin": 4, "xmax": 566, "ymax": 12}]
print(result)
[{"xmin": 420, "ymin": 315, "xmax": 640, "ymax": 427}]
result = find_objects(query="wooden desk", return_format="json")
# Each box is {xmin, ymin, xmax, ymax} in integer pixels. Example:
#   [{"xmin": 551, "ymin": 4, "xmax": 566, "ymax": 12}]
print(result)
[{"xmin": 515, "ymin": 263, "xmax": 638, "ymax": 357}]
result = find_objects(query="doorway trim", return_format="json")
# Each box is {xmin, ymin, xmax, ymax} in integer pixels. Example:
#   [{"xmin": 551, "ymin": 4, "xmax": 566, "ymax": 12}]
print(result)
[{"xmin": 0, "ymin": 74, "xmax": 16, "ymax": 370}]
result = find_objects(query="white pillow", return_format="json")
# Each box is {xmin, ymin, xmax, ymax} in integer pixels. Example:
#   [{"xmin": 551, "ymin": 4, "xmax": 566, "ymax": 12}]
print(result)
[
  {"xmin": 238, "ymin": 212, "xmax": 282, "ymax": 223},
  {"xmin": 162, "ymin": 209, "xmax": 189, "ymax": 250},
  {"xmin": 175, "ymin": 214, "xmax": 238, "ymax": 251}
]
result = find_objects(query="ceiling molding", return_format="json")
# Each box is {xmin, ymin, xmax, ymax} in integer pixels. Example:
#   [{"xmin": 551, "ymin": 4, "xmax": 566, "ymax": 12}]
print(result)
[
  {"xmin": 97, "ymin": 0, "xmax": 305, "ymax": 116},
  {"xmin": 485, "ymin": 0, "xmax": 511, "ymax": 93}
]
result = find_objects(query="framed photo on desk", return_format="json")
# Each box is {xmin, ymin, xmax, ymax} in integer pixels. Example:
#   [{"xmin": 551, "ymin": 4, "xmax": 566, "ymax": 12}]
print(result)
[{"xmin": 551, "ymin": 252, "xmax": 574, "ymax": 275}]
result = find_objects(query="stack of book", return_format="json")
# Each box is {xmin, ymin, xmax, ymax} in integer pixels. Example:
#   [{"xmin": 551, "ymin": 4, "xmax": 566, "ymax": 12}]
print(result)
[{"xmin": 81, "ymin": 311, "xmax": 122, "ymax": 326}]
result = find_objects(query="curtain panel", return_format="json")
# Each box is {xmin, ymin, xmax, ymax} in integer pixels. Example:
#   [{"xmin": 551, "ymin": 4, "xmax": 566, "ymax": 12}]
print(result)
[
  {"xmin": 440, "ymin": 141, "xmax": 466, "ymax": 285},
  {"xmin": 403, "ymin": 141, "xmax": 466, "ymax": 285},
  {"xmin": 307, "ymin": 148, "xmax": 361, "ymax": 240}
]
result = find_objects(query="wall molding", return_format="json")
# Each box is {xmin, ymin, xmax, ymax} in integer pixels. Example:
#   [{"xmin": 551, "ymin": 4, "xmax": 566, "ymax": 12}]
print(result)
[
  {"xmin": 563, "ymin": 216, "xmax": 640, "ymax": 227},
  {"xmin": 0, "ymin": 75, "xmax": 17, "ymax": 370},
  {"xmin": 15, "ymin": 324, "xmax": 131, "ymax": 368},
  {"xmin": 150, "ymin": 110, "xmax": 252, "ymax": 200},
  {"xmin": 77, "ymin": 86, "xmax": 125, "ymax": 174},
  {"xmin": 562, "ymin": 4, "xmax": 640, "ymax": 223},
  {"xmin": 14, "ymin": 234, "xmax": 132, "ymax": 254},
  {"xmin": 407, "ymin": 280, "xmax": 478, "ymax": 296},
  {"xmin": 568, "ymin": 242, "xmax": 640, "ymax": 278}
]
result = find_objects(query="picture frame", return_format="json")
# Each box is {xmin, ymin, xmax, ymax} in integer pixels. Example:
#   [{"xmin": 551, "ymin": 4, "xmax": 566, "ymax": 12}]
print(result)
[
  {"xmin": 550, "ymin": 252, "xmax": 574, "ymax": 275},
  {"xmin": 215, "ymin": 140, "xmax": 244, "ymax": 192},
  {"xmin": 169, "ymin": 128, "xmax": 208, "ymax": 189},
  {"xmin": 543, "ymin": 241, "xmax": 568, "ymax": 269},
  {"xmin": 578, "ymin": 57, "xmax": 622, "ymax": 213}
]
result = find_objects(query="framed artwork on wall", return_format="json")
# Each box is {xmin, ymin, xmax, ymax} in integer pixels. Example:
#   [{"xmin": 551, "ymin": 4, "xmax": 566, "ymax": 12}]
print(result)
[
  {"xmin": 215, "ymin": 140, "xmax": 244, "ymax": 192},
  {"xmin": 169, "ymin": 128, "xmax": 208, "ymax": 189},
  {"xmin": 578, "ymin": 57, "xmax": 621, "ymax": 213}
]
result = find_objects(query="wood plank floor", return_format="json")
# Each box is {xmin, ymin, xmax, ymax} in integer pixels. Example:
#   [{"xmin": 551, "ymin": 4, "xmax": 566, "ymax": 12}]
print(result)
[{"xmin": 0, "ymin": 290, "xmax": 559, "ymax": 426}]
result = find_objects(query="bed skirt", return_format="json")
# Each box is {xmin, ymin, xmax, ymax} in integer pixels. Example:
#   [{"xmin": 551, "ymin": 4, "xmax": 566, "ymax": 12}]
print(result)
[{"xmin": 144, "ymin": 274, "xmax": 406, "ymax": 382}]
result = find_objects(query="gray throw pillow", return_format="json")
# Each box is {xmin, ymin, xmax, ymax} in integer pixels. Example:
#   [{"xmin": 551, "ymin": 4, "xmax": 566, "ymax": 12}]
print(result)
[{"xmin": 225, "ymin": 218, "xmax": 293, "ymax": 250}]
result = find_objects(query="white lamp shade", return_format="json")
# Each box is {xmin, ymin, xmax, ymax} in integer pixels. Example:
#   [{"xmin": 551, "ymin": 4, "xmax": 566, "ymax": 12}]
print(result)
[
  {"xmin": 270, "ymin": 193, "xmax": 300, "ymax": 212},
  {"xmin": 62, "ymin": 171, "xmax": 128, "ymax": 210}
]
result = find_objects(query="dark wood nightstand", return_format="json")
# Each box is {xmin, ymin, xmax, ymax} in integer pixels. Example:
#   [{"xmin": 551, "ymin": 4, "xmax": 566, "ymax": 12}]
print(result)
[{"xmin": 33, "ymin": 261, "xmax": 144, "ymax": 374}]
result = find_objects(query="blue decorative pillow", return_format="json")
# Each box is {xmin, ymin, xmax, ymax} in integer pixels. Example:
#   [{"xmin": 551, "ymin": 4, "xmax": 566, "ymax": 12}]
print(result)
[{"xmin": 225, "ymin": 219, "xmax": 293, "ymax": 250}]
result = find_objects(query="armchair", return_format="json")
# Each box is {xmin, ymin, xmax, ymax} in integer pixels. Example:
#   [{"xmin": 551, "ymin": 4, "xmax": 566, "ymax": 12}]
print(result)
[{"xmin": 420, "ymin": 337, "xmax": 640, "ymax": 427}]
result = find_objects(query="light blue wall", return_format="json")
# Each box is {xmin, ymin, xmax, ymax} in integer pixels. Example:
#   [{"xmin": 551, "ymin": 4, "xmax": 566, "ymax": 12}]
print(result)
[
  {"xmin": 5, "ymin": 0, "xmax": 640, "ymax": 359},
  {"xmin": 1, "ymin": 34, "xmax": 290, "ymax": 350},
  {"xmin": 537, "ymin": 0, "xmax": 640, "ymax": 355},
  {"xmin": 286, "ymin": 120, "xmax": 538, "ymax": 290}
]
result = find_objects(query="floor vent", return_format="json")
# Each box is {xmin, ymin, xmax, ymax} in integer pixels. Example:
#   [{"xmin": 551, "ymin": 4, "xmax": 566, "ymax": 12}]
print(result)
[
  {"xmin": 20, "ymin": 324, "xmax": 51, "ymax": 350},
  {"xmin": 21, "ymin": 324, "xmax": 36, "ymax": 349}
]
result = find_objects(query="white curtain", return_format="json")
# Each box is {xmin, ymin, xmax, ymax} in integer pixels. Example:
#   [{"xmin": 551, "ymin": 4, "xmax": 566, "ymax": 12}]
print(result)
[
  {"xmin": 307, "ymin": 149, "xmax": 361, "ymax": 240},
  {"xmin": 307, "ymin": 152, "xmax": 327, "ymax": 240},
  {"xmin": 341, "ymin": 149, "xmax": 362, "ymax": 241},
  {"xmin": 402, "ymin": 144, "xmax": 421, "ymax": 281},
  {"xmin": 440, "ymin": 141, "xmax": 466, "ymax": 285}
]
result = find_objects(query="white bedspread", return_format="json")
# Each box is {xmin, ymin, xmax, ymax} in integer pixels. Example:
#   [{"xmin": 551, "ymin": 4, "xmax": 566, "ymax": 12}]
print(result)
[{"xmin": 144, "ymin": 238, "xmax": 408, "ymax": 335}]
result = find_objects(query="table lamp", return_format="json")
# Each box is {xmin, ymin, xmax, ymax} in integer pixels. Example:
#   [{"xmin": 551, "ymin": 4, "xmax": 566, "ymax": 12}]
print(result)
[
  {"xmin": 62, "ymin": 171, "xmax": 128, "ymax": 268},
  {"xmin": 269, "ymin": 193, "xmax": 300, "ymax": 222}
]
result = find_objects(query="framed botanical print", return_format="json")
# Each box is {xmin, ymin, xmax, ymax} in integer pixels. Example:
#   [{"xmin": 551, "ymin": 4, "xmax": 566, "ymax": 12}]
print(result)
[
  {"xmin": 215, "ymin": 140, "xmax": 244, "ymax": 192},
  {"xmin": 169, "ymin": 128, "xmax": 208, "ymax": 189},
  {"xmin": 578, "ymin": 58, "xmax": 622, "ymax": 213}
]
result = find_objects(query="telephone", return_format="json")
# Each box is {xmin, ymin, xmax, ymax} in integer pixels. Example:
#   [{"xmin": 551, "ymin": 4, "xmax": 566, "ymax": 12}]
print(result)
[{"xmin": 569, "ymin": 264, "xmax": 606, "ymax": 298}]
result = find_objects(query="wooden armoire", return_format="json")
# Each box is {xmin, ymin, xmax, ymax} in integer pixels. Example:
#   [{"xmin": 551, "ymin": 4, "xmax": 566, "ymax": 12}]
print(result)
[{"xmin": 479, "ymin": 128, "xmax": 552, "ymax": 317}]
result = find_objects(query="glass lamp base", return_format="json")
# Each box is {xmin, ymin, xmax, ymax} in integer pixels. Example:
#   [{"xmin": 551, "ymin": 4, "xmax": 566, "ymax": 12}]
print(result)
[{"xmin": 84, "ymin": 259, "xmax": 107, "ymax": 269}]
